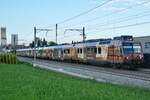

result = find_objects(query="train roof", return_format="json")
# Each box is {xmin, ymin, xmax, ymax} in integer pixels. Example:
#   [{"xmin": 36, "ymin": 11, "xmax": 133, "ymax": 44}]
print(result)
[
  {"xmin": 16, "ymin": 35, "xmax": 137, "ymax": 51},
  {"xmin": 17, "ymin": 48, "xmax": 33, "ymax": 51},
  {"xmin": 74, "ymin": 42, "xmax": 98, "ymax": 48},
  {"xmin": 85, "ymin": 38, "xmax": 112, "ymax": 43}
]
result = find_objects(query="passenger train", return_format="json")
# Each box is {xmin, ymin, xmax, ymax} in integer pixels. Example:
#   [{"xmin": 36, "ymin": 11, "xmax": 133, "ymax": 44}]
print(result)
[{"xmin": 17, "ymin": 36, "xmax": 144, "ymax": 67}]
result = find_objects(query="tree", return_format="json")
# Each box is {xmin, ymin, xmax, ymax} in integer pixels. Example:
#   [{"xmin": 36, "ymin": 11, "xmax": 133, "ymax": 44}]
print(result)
[
  {"xmin": 42, "ymin": 38, "xmax": 47, "ymax": 47},
  {"xmin": 35, "ymin": 37, "xmax": 43, "ymax": 47},
  {"xmin": 28, "ymin": 37, "xmax": 57, "ymax": 48},
  {"xmin": 29, "ymin": 41, "xmax": 34, "ymax": 48},
  {"xmin": 48, "ymin": 41, "xmax": 57, "ymax": 46}
]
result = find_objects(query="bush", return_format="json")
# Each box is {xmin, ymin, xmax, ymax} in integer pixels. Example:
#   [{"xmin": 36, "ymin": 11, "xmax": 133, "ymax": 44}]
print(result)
[{"xmin": 0, "ymin": 53, "xmax": 18, "ymax": 64}]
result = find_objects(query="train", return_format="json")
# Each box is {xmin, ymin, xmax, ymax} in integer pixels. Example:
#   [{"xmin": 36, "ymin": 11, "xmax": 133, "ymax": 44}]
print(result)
[{"xmin": 16, "ymin": 36, "xmax": 144, "ymax": 67}]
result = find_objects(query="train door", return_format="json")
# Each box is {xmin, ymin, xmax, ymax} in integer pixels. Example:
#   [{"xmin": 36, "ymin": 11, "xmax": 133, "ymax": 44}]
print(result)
[
  {"xmin": 45, "ymin": 49, "xmax": 50, "ymax": 59},
  {"xmin": 61, "ymin": 49, "xmax": 64, "ymax": 60},
  {"xmin": 77, "ymin": 48, "xmax": 84, "ymax": 60},
  {"xmin": 96, "ymin": 46, "xmax": 108, "ymax": 61},
  {"xmin": 58, "ymin": 48, "xmax": 63, "ymax": 60},
  {"xmin": 52, "ymin": 48, "xmax": 58, "ymax": 60},
  {"xmin": 71, "ymin": 48, "xmax": 77, "ymax": 61},
  {"xmin": 47, "ymin": 49, "xmax": 52, "ymax": 60}
]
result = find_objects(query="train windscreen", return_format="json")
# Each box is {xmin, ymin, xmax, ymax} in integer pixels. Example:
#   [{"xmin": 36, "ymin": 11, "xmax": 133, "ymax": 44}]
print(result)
[{"xmin": 122, "ymin": 42, "xmax": 142, "ymax": 54}]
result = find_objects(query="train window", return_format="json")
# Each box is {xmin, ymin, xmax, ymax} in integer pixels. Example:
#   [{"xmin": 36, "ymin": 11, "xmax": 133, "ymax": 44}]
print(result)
[
  {"xmin": 80, "ymin": 48, "xmax": 82, "ymax": 54},
  {"xmin": 133, "ymin": 45, "xmax": 141, "ymax": 53},
  {"xmin": 94, "ymin": 48, "xmax": 97, "ymax": 53},
  {"xmin": 120, "ymin": 47, "xmax": 123, "ymax": 54},
  {"xmin": 87, "ymin": 48, "xmax": 90, "ymax": 52},
  {"xmin": 87, "ymin": 48, "xmax": 94, "ymax": 53},
  {"xmin": 98, "ymin": 48, "xmax": 101, "ymax": 54},
  {"xmin": 64, "ymin": 50, "xmax": 65, "ymax": 53},
  {"xmin": 64, "ymin": 49, "xmax": 70, "ymax": 54},
  {"xmin": 145, "ymin": 42, "xmax": 150, "ymax": 48},
  {"xmin": 91, "ymin": 48, "xmax": 94, "ymax": 53},
  {"xmin": 68, "ymin": 49, "xmax": 70, "ymax": 54}
]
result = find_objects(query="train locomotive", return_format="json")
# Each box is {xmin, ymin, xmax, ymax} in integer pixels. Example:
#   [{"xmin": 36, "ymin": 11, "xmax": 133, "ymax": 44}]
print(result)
[{"xmin": 17, "ymin": 36, "xmax": 143, "ymax": 67}]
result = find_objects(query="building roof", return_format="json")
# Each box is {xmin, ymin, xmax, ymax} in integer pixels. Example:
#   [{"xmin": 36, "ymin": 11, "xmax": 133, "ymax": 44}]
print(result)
[{"xmin": 134, "ymin": 36, "xmax": 150, "ymax": 39}]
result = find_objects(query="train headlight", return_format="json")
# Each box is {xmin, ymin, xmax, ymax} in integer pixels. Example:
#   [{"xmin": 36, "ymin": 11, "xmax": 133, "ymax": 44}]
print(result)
[
  {"xmin": 125, "ymin": 57, "xmax": 129, "ymax": 60},
  {"xmin": 139, "ymin": 55, "xmax": 143, "ymax": 59}
]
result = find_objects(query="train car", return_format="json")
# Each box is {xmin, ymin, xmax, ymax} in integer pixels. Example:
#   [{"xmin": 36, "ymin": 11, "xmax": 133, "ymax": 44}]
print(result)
[
  {"xmin": 40, "ymin": 47, "xmax": 51, "ymax": 59},
  {"xmin": 79, "ymin": 42, "xmax": 98, "ymax": 63},
  {"xmin": 75, "ymin": 43, "xmax": 85, "ymax": 62},
  {"xmin": 107, "ymin": 36, "xmax": 143, "ymax": 64},
  {"xmin": 51, "ymin": 45, "xmax": 63, "ymax": 60},
  {"xmin": 17, "ymin": 48, "xmax": 32, "ymax": 57},
  {"xmin": 63, "ymin": 44, "xmax": 75, "ymax": 61},
  {"xmin": 16, "ymin": 35, "xmax": 144, "ymax": 67},
  {"xmin": 36, "ymin": 48, "xmax": 42, "ymax": 58}
]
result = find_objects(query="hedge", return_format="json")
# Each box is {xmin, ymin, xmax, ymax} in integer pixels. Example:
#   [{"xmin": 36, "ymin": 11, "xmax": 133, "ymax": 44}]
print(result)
[{"xmin": 0, "ymin": 53, "xmax": 18, "ymax": 64}]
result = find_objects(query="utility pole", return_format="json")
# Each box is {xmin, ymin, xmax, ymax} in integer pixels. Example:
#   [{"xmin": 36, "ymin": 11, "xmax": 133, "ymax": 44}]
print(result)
[
  {"xmin": 64, "ymin": 27, "xmax": 86, "ymax": 42},
  {"xmin": 33, "ymin": 27, "xmax": 52, "ymax": 67},
  {"xmin": 56, "ymin": 24, "xmax": 58, "ymax": 44},
  {"xmin": 34, "ymin": 27, "xmax": 36, "ymax": 66},
  {"xmin": 82, "ymin": 27, "xmax": 86, "ymax": 43},
  {"xmin": 64, "ymin": 27, "xmax": 86, "ymax": 60},
  {"xmin": 12, "ymin": 35, "xmax": 15, "ymax": 53}
]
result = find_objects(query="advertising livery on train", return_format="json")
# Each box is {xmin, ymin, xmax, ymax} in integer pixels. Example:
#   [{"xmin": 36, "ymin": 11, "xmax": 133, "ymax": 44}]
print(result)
[{"xmin": 17, "ymin": 35, "xmax": 143, "ymax": 65}]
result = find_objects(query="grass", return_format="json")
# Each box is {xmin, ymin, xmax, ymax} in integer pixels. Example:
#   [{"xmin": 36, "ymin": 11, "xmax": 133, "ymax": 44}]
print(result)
[{"xmin": 0, "ymin": 63, "xmax": 150, "ymax": 100}]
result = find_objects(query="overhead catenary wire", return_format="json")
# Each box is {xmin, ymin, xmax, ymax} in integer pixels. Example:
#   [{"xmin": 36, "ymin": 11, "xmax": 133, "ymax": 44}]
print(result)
[
  {"xmin": 28, "ymin": 0, "xmax": 150, "ymax": 44},
  {"xmin": 40, "ymin": 0, "xmax": 113, "ymax": 43},
  {"xmin": 59, "ymin": 20, "xmax": 150, "ymax": 41},
  {"xmin": 59, "ymin": 0, "xmax": 150, "ymax": 29},
  {"xmin": 42, "ymin": 0, "xmax": 150, "ymax": 44},
  {"xmin": 57, "ymin": 18, "xmax": 150, "ymax": 42},
  {"xmin": 57, "ymin": 0, "xmax": 113, "ymax": 24},
  {"xmin": 86, "ymin": 10, "xmax": 150, "ymax": 29},
  {"xmin": 87, "ymin": 21, "xmax": 150, "ymax": 34},
  {"xmin": 106, "ymin": 21, "xmax": 150, "ymax": 30}
]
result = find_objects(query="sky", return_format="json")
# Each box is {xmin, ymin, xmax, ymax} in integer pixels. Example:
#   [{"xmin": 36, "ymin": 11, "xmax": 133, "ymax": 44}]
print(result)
[{"xmin": 0, "ymin": 0, "xmax": 150, "ymax": 45}]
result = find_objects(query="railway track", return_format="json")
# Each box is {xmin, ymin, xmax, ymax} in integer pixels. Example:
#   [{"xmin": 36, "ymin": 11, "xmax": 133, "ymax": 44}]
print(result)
[
  {"xmin": 19, "ymin": 57, "xmax": 150, "ymax": 88},
  {"xmin": 33, "ymin": 58, "xmax": 150, "ymax": 79}
]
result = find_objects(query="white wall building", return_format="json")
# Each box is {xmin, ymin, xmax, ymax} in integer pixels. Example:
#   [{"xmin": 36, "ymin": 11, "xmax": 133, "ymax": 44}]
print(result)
[
  {"xmin": 134, "ymin": 36, "xmax": 150, "ymax": 66},
  {"xmin": 0, "ymin": 27, "xmax": 7, "ymax": 47},
  {"xmin": 134, "ymin": 36, "xmax": 150, "ymax": 54},
  {"xmin": 11, "ymin": 34, "xmax": 18, "ymax": 46}
]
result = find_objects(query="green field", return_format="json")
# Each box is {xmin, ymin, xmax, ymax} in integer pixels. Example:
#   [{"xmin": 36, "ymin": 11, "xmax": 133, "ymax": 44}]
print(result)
[{"xmin": 0, "ymin": 63, "xmax": 150, "ymax": 100}]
